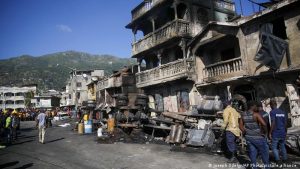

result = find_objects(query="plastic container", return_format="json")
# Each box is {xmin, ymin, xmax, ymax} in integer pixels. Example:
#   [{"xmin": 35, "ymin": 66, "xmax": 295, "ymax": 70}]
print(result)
[
  {"xmin": 78, "ymin": 123, "xmax": 84, "ymax": 134},
  {"xmin": 83, "ymin": 114, "xmax": 89, "ymax": 121},
  {"xmin": 84, "ymin": 120, "xmax": 92, "ymax": 134},
  {"xmin": 97, "ymin": 128, "xmax": 103, "ymax": 137},
  {"xmin": 107, "ymin": 118, "xmax": 115, "ymax": 133}
]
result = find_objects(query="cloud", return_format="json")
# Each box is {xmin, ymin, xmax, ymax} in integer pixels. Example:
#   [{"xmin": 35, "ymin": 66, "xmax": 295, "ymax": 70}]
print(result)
[{"xmin": 56, "ymin": 24, "xmax": 72, "ymax": 33}]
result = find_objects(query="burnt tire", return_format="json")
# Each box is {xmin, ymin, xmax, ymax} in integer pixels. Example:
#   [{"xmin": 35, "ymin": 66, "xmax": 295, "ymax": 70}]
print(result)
[
  {"xmin": 135, "ymin": 99, "xmax": 147, "ymax": 105},
  {"xmin": 136, "ymin": 94, "xmax": 148, "ymax": 99},
  {"xmin": 117, "ymin": 100, "xmax": 128, "ymax": 106},
  {"xmin": 116, "ymin": 94, "xmax": 128, "ymax": 100}
]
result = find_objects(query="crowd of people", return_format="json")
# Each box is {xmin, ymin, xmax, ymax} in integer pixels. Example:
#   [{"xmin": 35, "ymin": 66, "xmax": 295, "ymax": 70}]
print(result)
[
  {"xmin": 0, "ymin": 109, "xmax": 21, "ymax": 148},
  {"xmin": 0, "ymin": 108, "xmax": 67, "ymax": 148},
  {"xmin": 222, "ymin": 99, "xmax": 288, "ymax": 169}
]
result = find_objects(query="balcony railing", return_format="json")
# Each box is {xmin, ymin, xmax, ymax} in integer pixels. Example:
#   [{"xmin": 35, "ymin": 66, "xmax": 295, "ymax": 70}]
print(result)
[
  {"xmin": 214, "ymin": 0, "xmax": 235, "ymax": 12},
  {"xmin": 136, "ymin": 58, "xmax": 194, "ymax": 88},
  {"xmin": 114, "ymin": 77, "xmax": 122, "ymax": 87},
  {"xmin": 132, "ymin": 19, "xmax": 191, "ymax": 56},
  {"xmin": 97, "ymin": 79, "xmax": 109, "ymax": 91},
  {"xmin": 97, "ymin": 77, "xmax": 122, "ymax": 91},
  {"xmin": 203, "ymin": 57, "xmax": 243, "ymax": 82},
  {"xmin": 132, "ymin": 0, "xmax": 164, "ymax": 20}
]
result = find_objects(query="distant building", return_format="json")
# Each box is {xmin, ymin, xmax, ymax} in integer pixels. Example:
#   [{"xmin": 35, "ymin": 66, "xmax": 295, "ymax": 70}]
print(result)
[
  {"xmin": 63, "ymin": 69, "xmax": 105, "ymax": 108},
  {"xmin": 31, "ymin": 90, "xmax": 61, "ymax": 109},
  {"xmin": 0, "ymin": 85, "xmax": 37, "ymax": 110}
]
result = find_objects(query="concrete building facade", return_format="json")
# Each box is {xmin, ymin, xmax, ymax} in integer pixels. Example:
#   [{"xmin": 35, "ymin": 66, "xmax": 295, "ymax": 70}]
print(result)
[
  {"xmin": 126, "ymin": 0, "xmax": 236, "ymax": 113},
  {"xmin": 0, "ymin": 85, "xmax": 37, "ymax": 110},
  {"xmin": 189, "ymin": 0, "xmax": 300, "ymax": 127},
  {"xmin": 63, "ymin": 69, "xmax": 104, "ymax": 108}
]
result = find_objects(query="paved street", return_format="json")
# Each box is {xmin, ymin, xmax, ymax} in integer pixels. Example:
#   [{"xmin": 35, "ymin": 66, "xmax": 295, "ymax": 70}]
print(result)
[
  {"xmin": 0, "ymin": 121, "xmax": 234, "ymax": 169},
  {"xmin": 1, "ymin": 121, "xmax": 300, "ymax": 169}
]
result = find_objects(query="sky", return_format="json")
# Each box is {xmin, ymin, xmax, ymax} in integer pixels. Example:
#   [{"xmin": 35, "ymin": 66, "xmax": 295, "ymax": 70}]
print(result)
[{"xmin": 0, "ymin": 0, "xmax": 269, "ymax": 59}]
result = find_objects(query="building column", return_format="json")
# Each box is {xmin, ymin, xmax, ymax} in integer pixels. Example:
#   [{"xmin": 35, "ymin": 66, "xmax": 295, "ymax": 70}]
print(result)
[
  {"xmin": 172, "ymin": 2, "xmax": 178, "ymax": 20},
  {"xmin": 150, "ymin": 18, "xmax": 156, "ymax": 32},
  {"xmin": 132, "ymin": 28, "xmax": 137, "ymax": 43},
  {"xmin": 226, "ymin": 85, "xmax": 232, "ymax": 101},
  {"xmin": 156, "ymin": 50, "xmax": 163, "ymax": 66},
  {"xmin": 286, "ymin": 84, "xmax": 300, "ymax": 127},
  {"xmin": 137, "ymin": 58, "xmax": 142, "ymax": 72},
  {"xmin": 179, "ymin": 39, "xmax": 187, "ymax": 58}
]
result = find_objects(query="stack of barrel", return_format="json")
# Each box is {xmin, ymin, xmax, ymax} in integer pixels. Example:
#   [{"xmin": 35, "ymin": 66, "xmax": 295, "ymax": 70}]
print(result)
[
  {"xmin": 78, "ymin": 113, "xmax": 92, "ymax": 134},
  {"xmin": 135, "ymin": 94, "xmax": 148, "ymax": 107}
]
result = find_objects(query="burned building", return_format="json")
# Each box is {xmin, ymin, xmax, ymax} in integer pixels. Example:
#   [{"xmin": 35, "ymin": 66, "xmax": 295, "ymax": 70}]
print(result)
[
  {"xmin": 126, "ymin": 0, "xmax": 236, "ymax": 113},
  {"xmin": 189, "ymin": 0, "xmax": 300, "ymax": 127},
  {"xmin": 96, "ymin": 66, "xmax": 140, "ymax": 115}
]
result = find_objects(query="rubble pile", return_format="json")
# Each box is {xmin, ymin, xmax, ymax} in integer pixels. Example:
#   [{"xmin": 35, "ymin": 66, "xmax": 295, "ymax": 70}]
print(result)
[{"xmin": 96, "ymin": 128, "xmax": 166, "ymax": 145}]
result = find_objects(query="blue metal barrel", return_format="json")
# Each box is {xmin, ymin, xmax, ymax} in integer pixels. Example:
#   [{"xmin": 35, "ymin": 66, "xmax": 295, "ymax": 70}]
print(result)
[{"xmin": 84, "ymin": 120, "xmax": 92, "ymax": 134}]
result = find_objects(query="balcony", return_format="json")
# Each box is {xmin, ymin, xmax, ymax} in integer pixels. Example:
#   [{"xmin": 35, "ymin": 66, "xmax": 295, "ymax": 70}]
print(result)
[
  {"xmin": 136, "ymin": 58, "xmax": 194, "ymax": 88},
  {"xmin": 214, "ymin": 0, "xmax": 235, "ymax": 12},
  {"xmin": 97, "ymin": 77, "xmax": 122, "ymax": 91},
  {"xmin": 203, "ymin": 57, "xmax": 243, "ymax": 82},
  {"xmin": 132, "ymin": 0, "xmax": 164, "ymax": 20},
  {"xmin": 97, "ymin": 79, "xmax": 109, "ymax": 91},
  {"xmin": 132, "ymin": 19, "xmax": 191, "ymax": 56},
  {"xmin": 14, "ymin": 96, "xmax": 24, "ymax": 100}
]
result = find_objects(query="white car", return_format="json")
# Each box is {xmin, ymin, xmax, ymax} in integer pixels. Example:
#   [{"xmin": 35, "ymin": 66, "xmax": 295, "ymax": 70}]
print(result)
[{"xmin": 53, "ymin": 112, "xmax": 70, "ymax": 121}]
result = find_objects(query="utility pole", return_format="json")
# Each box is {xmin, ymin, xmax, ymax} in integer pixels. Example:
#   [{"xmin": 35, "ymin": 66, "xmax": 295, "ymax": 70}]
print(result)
[{"xmin": 56, "ymin": 64, "xmax": 78, "ymax": 109}]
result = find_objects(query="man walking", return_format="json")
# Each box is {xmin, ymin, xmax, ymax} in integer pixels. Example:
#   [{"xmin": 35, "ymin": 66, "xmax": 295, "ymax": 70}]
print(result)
[
  {"xmin": 222, "ymin": 100, "xmax": 241, "ymax": 162},
  {"xmin": 36, "ymin": 110, "xmax": 47, "ymax": 144},
  {"xmin": 239, "ymin": 101, "xmax": 269, "ymax": 169},
  {"xmin": 269, "ymin": 99, "xmax": 288, "ymax": 164}
]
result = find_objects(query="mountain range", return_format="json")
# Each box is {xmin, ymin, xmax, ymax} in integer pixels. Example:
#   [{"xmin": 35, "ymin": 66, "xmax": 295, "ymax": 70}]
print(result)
[{"xmin": 0, "ymin": 51, "xmax": 135, "ymax": 91}]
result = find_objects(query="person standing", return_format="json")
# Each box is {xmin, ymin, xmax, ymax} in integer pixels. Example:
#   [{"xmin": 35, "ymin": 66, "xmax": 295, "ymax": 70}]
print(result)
[
  {"xmin": 4, "ymin": 111, "xmax": 12, "ymax": 145},
  {"xmin": 257, "ymin": 102, "xmax": 270, "ymax": 135},
  {"xmin": 269, "ymin": 99, "xmax": 288, "ymax": 164},
  {"xmin": 222, "ymin": 101, "xmax": 241, "ymax": 162},
  {"xmin": 239, "ymin": 101, "xmax": 269, "ymax": 169},
  {"xmin": 11, "ymin": 112, "xmax": 19, "ymax": 141},
  {"xmin": 36, "ymin": 110, "xmax": 47, "ymax": 144}
]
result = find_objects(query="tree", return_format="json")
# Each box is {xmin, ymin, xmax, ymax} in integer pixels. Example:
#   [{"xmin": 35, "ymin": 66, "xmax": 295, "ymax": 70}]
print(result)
[{"xmin": 24, "ymin": 91, "xmax": 34, "ymax": 108}]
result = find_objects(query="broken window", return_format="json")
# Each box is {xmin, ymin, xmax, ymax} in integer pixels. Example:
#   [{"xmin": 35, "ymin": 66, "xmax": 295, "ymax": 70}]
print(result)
[
  {"xmin": 177, "ymin": 3, "xmax": 188, "ymax": 20},
  {"xmin": 221, "ymin": 48, "xmax": 235, "ymax": 61},
  {"xmin": 197, "ymin": 8, "xmax": 209, "ymax": 25},
  {"xmin": 155, "ymin": 93, "xmax": 164, "ymax": 111},
  {"xmin": 177, "ymin": 90, "xmax": 190, "ymax": 112},
  {"xmin": 76, "ymin": 92, "xmax": 80, "ymax": 100},
  {"xmin": 271, "ymin": 17, "xmax": 288, "ymax": 39},
  {"xmin": 76, "ymin": 82, "xmax": 82, "ymax": 88}
]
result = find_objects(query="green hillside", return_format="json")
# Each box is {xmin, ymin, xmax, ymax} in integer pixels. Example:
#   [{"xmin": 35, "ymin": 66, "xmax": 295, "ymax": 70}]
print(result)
[{"xmin": 0, "ymin": 51, "xmax": 135, "ymax": 91}]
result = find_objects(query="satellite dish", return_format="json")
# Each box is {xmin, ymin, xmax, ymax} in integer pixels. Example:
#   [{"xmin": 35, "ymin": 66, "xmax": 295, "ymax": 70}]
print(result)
[
  {"xmin": 91, "ymin": 76, "xmax": 98, "ymax": 82},
  {"xmin": 83, "ymin": 74, "xmax": 87, "ymax": 78}
]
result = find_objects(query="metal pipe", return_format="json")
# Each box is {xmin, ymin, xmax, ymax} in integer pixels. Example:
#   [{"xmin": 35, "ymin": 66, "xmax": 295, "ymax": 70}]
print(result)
[{"xmin": 162, "ymin": 112, "xmax": 186, "ymax": 121}]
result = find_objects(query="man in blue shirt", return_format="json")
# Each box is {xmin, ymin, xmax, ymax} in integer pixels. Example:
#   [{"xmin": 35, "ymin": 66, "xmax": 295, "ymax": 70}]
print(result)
[{"xmin": 269, "ymin": 99, "xmax": 288, "ymax": 164}]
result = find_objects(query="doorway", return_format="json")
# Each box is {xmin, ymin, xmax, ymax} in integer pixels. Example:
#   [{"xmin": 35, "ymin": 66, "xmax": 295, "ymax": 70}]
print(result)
[{"xmin": 233, "ymin": 84, "xmax": 256, "ymax": 102}]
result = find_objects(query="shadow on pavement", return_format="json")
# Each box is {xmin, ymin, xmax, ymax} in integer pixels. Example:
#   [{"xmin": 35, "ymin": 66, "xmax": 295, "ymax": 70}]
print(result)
[
  {"xmin": 12, "ymin": 140, "xmax": 34, "ymax": 146},
  {"xmin": 20, "ymin": 127, "xmax": 37, "ymax": 132},
  {"xmin": 18, "ymin": 135, "xmax": 36, "ymax": 139},
  {"xmin": 0, "ymin": 161, "xmax": 19, "ymax": 168},
  {"xmin": 47, "ymin": 137, "xmax": 65, "ymax": 143},
  {"xmin": 15, "ymin": 163, "xmax": 34, "ymax": 169}
]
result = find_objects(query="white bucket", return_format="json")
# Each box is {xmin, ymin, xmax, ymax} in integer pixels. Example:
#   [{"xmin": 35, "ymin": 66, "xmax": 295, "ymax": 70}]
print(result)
[{"xmin": 97, "ymin": 128, "xmax": 103, "ymax": 137}]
